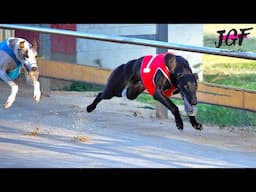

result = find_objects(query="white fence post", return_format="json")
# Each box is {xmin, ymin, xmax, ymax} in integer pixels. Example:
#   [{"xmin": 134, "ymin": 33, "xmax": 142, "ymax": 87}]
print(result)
[{"xmin": 156, "ymin": 24, "xmax": 169, "ymax": 119}]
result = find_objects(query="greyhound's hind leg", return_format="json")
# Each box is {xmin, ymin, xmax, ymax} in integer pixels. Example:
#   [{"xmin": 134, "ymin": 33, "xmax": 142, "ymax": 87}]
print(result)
[
  {"xmin": 4, "ymin": 82, "xmax": 18, "ymax": 109},
  {"xmin": 126, "ymin": 82, "xmax": 145, "ymax": 100},
  {"xmin": 0, "ymin": 71, "xmax": 19, "ymax": 109},
  {"xmin": 87, "ymin": 92, "xmax": 103, "ymax": 112},
  {"xmin": 86, "ymin": 89, "xmax": 116, "ymax": 112}
]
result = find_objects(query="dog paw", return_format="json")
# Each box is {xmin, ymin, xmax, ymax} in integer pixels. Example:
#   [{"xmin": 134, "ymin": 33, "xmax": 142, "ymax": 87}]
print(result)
[
  {"xmin": 86, "ymin": 105, "xmax": 95, "ymax": 113},
  {"xmin": 33, "ymin": 82, "xmax": 41, "ymax": 103},
  {"xmin": 193, "ymin": 123, "xmax": 203, "ymax": 130},
  {"xmin": 33, "ymin": 95, "xmax": 40, "ymax": 103},
  {"xmin": 4, "ymin": 102, "xmax": 12, "ymax": 109},
  {"xmin": 176, "ymin": 122, "xmax": 184, "ymax": 131},
  {"xmin": 33, "ymin": 90, "xmax": 41, "ymax": 103}
]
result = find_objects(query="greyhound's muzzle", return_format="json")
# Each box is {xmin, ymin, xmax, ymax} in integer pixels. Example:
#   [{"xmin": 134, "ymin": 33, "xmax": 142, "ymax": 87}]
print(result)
[
  {"xmin": 191, "ymin": 97, "xmax": 198, "ymax": 105},
  {"xmin": 31, "ymin": 67, "xmax": 38, "ymax": 71},
  {"xmin": 183, "ymin": 95, "xmax": 197, "ymax": 115}
]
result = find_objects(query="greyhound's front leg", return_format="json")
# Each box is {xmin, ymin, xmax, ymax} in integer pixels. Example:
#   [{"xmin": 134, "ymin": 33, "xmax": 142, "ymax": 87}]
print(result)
[
  {"xmin": 33, "ymin": 80, "xmax": 41, "ymax": 102},
  {"xmin": 184, "ymin": 104, "xmax": 203, "ymax": 130},
  {"xmin": 153, "ymin": 90, "xmax": 183, "ymax": 130},
  {"xmin": 28, "ymin": 71, "xmax": 41, "ymax": 103},
  {"xmin": 0, "ymin": 71, "xmax": 18, "ymax": 109},
  {"xmin": 188, "ymin": 115, "xmax": 203, "ymax": 130}
]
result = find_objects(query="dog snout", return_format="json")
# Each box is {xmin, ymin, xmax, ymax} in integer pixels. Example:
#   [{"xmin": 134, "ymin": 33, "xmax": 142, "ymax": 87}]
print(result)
[
  {"xmin": 191, "ymin": 96, "xmax": 197, "ymax": 105},
  {"xmin": 31, "ymin": 67, "xmax": 38, "ymax": 71},
  {"xmin": 192, "ymin": 100, "xmax": 197, "ymax": 105}
]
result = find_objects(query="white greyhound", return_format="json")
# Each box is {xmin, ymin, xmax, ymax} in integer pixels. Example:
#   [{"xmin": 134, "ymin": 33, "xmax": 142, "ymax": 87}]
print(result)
[{"xmin": 0, "ymin": 37, "xmax": 41, "ymax": 109}]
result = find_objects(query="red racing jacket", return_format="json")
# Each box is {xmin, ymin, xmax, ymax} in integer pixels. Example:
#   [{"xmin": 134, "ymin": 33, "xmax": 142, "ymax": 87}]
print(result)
[{"xmin": 140, "ymin": 53, "xmax": 177, "ymax": 97}]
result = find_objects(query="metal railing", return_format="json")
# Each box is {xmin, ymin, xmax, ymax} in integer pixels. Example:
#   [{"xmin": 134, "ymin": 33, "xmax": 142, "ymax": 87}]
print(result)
[{"xmin": 1, "ymin": 24, "xmax": 256, "ymax": 60}]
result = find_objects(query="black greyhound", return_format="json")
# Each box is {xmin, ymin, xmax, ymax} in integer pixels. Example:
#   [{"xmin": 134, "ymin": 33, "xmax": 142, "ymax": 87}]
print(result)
[{"xmin": 87, "ymin": 52, "xmax": 202, "ymax": 131}]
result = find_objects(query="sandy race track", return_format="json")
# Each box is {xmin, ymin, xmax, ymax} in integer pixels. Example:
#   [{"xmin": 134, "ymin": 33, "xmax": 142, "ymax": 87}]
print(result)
[{"xmin": 1, "ymin": 81, "xmax": 256, "ymax": 168}]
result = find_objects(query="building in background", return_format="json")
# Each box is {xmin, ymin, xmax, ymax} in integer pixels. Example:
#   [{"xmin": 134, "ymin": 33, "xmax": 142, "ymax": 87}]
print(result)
[{"xmin": 76, "ymin": 24, "xmax": 203, "ymax": 81}]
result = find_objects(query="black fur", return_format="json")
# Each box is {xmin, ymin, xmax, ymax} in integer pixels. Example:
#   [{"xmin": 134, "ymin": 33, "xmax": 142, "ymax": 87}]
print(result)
[{"xmin": 87, "ymin": 53, "xmax": 202, "ymax": 131}]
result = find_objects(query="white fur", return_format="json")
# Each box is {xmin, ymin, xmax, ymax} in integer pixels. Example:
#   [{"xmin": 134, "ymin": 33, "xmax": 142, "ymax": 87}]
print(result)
[
  {"xmin": 4, "ymin": 84, "xmax": 18, "ymax": 109},
  {"xmin": 33, "ymin": 81, "xmax": 41, "ymax": 103}
]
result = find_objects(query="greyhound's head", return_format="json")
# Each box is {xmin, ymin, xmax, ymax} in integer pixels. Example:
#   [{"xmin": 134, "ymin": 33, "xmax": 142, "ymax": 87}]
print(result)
[
  {"xmin": 8, "ymin": 37, "xmax": 38, "ymax": 72},
  {"xmin": 166, "ymin": 53, "xmax": 198, "ymax": 115},
  {"xmin": 176, "ymin": 71, "xmax": 198, "ymax": 114}
]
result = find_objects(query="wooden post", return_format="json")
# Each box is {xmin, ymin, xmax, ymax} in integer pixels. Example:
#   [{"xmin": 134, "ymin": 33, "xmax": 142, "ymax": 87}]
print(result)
[
  {"xmin": 156, "ymin": 24, "xmax": 168, "ymax": 119},
  {"xmin": 39, "ymin": 24, "xmax": 51, "ymax": 94}
]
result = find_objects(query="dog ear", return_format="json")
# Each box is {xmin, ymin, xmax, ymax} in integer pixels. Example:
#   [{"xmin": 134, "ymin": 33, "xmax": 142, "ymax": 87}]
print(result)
[
  {"xmin": 193, "ymin": 73, "xmax": 198, "ymax": 80},
  {"xmin": 32, "ymin": 40, "xmax": 38, "ymax": 51},
  {"xmin": 8, "ymin": 38, "xmax": 19, "ymax": 48},
  {"xmin": 18, "ymin": 41, "xmax": 25, "ymax": 49},
  {"xmin": 165, "ymin": 54, "xmax": 176, "ymax": 73}
]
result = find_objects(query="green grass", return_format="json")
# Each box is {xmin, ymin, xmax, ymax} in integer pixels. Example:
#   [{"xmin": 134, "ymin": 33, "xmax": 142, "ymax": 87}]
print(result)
[
  {"xmin": 202, "ymin": 55, "xmax": 256, "ymax": 90},
  {"xmin": 204, "ymin": 74, "xmax": 256, "ymax": 90},
  {"xmin": 197, "ymin": 104, "xmax": 256, "ymax": 128}
]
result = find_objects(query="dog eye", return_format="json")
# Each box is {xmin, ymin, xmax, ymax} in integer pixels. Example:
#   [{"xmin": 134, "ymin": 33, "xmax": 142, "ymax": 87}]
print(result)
[{"xmin": 24, "ymin": 50, "xmax": 29, "ymax": 59}]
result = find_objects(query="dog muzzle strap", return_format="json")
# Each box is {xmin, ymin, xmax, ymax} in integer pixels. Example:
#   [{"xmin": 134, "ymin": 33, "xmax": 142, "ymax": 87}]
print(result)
[
  {"xmin": 186, "ymin": 106, "xmax": 197, "ymax": 116},
  {"xmin": 183, "ymin": 95, "xmax": 197, "ymax": 116}
]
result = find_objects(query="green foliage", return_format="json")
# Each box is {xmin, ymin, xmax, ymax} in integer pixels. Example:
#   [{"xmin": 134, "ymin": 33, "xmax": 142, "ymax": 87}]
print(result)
[
  {"xmin": 136, "ymin": 93, "xmax": 155, "ymax": 104},
  {"xmin": 64, "ymin": 82, "xmax": 104, "ymax": 92}
]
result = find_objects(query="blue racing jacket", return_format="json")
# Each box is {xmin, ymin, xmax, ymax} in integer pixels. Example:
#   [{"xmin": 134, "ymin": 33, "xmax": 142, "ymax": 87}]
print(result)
[{"xmin": 0, "ymin": 40, "xmax": 22, "ymax": 80}]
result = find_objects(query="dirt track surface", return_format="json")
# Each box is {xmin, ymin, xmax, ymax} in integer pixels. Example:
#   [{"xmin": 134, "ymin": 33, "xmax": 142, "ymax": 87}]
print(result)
[{"xmin": 1, "ymin": 82, "xmax": 256, "ymax": 168}]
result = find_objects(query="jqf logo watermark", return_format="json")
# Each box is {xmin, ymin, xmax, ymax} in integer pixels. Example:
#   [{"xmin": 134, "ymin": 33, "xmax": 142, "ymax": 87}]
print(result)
[{"xmin": 215, "ymin": 27, "xmax": 253, "ymax": 48}]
